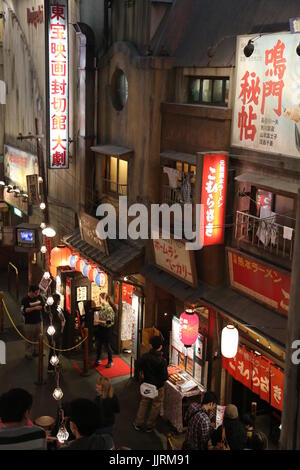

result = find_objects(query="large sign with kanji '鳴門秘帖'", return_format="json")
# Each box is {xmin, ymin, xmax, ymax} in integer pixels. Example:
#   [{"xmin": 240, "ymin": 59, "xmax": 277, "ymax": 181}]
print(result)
[
  {"xmin": 232, "ymin": 33, "xmax": 300, "ymax": 158},
  {"xmin": 46, "ymin": 1, "xmax": 69, "ymax": 169}
]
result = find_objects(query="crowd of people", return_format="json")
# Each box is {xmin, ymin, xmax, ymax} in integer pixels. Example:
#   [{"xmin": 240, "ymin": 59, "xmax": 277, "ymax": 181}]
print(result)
[{"xmin": 0, "ymin": 332, "xmax": 269, "ymax": 451}]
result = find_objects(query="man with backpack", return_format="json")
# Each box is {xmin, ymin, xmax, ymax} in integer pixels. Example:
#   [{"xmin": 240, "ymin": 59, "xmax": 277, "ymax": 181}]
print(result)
[{"xmin": 133, "ymin": 335, "xmax": 168, "ymax": 433}]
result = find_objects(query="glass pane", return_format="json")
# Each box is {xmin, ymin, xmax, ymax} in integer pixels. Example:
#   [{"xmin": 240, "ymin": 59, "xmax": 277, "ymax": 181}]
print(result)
[
  {"xmin": 190, "ymin": 165, "xmax": 196, "ymax": 184},
  {"xmin": 176, "ymin": 162, "xmax": 183, "ymax": 172},
  {"xmin": 225, "ymin": 79, "xmax": 230, "ymax": 105},
  {"xmin": 202, "ymin": 79, "xmax": 212, "ymax": 103},
  {"xmin": 213, "ymin": 79, "xmax": 223, "ymax": 103},
  {"xmin": 189, "ymin": 78, "xmax": 200, "ymax": 102},
  {"xmin": 110, "ymin": 156, "xmax": 118, "ymax": 193},
  {"xmin": 183, "ymin": 163, "xmax": 189, "ymax": 173},
  {"xmin": 118, "ymin": 159, "xmax": 128, "ymax": 195}
]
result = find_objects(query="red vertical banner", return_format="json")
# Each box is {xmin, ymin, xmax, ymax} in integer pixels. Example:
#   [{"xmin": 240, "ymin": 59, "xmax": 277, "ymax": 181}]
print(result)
[
  {"xmin": 114, "ymin": 282, "xmax": 120, "ymax": 306},
  {"xmin": 235, "ymin": 346, "xmax": 252, "ymax": 388},
  {"xmin": 200, "ymin": 153, "xmax": 228, "ymax": 246},
  {"xmin": 259, "ymin": 357, "xmax": 271, "ymax": 402},
  {"xmin": 46, "ymin": 0, "xmax": 69, "ymax": 169},
  {"xmin": 65, "ymin": 277, "xmax": 71, "ymax": 313},
  {"xmin": 270, "ymin": 365, "xmax": 284, "ymax": 411},
  {"xmin": 251, "ymin": 355, "xmax": 262, "ymax": 396},
  {"xmin": 122, "ymin": 283, "xmax": 133, "ymax": 305}
]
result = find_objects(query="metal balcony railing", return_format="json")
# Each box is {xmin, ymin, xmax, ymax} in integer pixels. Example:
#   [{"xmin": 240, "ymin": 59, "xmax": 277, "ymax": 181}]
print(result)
[
  {"xmin": 235, "ymin": 210, "xmax": 295, "ymax": 260},
  {"xmin": 161, "ymin": 185, "xmax": 194, "ymax": 205}
]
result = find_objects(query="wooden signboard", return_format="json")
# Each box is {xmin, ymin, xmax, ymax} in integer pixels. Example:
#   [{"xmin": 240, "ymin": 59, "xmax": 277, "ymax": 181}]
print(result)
[
  {"xmin": 79, "ymin": 212, "xmax": 109, "ymax": 255},
  {"xmin": 26, "ymin": 174, "xmax": 40, "ymax": 205}
]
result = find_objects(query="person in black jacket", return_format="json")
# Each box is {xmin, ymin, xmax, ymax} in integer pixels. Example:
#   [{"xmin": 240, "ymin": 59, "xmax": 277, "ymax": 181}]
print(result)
[
  {"xmin": 94, "ymin": 377, "xmax": 120, "ymax": 435},
  {"xmin": 133, "ymin": 335, "xmax": 168, "ymax": 432}
]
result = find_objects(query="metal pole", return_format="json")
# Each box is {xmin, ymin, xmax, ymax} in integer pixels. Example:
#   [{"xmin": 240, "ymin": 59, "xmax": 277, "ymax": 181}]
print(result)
[
  {"xmin": 280, "ymin": 188, "xmax": 300, "ymax": 449},
  {"xmin": 0, "ymin": 292, "xmax": 4, "ymax": 332},
  {"xmin": 82, "ymin": 328, "xmax": 89, "ymax": 376},
  {"xmin": 37, "ymin": 333, "xmax": 44, "ymax": 385}
]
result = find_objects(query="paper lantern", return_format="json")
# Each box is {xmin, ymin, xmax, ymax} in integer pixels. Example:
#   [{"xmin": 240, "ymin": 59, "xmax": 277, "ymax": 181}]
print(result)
[
  {"xmin": 82, "ymin": 260, "xmax": 90, "ymax": 277},
  {"xmin": 50, "ymin": 244, "xmax": 72, "ymax": 278},
  {"xmin": 69, "ymin": 253, "xmax": 79, "ymax": 268},
  {"xmin": 221, "ymin": 325, "xmax": 239, "ymax": 358},
  {"xmin": 93, "ymin": 267, "xmax": 100, "ymax": 283},
  {"xmin": 95, "ymin": 270, "xmax": 107, "ymax": 288},
  {"xmin": 75, "ymin": 256, "xmax": 82, "ymax": 272},
  {"xmin": 88, "ymin": 265, "xmax": 97, "ymax": 282},
  {"xmin": 179, "ymin": 309, "xmax": 199, "ymax": 347}
]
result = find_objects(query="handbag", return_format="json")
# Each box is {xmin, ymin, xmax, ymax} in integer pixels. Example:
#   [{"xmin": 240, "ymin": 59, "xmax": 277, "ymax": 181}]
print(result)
[
  {"xmin": 213, "ymin": 426, "xmax": 230, "ymax": 451},
  {"xmin": 140, "ymin": 382, "xmax": 158, "ymax": 399}
]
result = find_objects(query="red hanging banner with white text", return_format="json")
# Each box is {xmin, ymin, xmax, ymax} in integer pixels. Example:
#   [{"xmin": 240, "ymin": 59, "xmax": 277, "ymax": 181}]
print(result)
[
  {"xmin": 200, "ymin": 153, "xmax": 228, "ymax": 246},
  {"xmin": 46, "ymin": 0, "xmax": 69, "ymax": 169}
]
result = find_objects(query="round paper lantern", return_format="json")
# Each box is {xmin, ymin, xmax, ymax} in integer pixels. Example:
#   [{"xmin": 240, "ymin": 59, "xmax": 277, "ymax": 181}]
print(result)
[
  {"xmin": 69, "ymin": 253, "xmax": 79, "ymax": 268},
  {"xmin": 179, "ymin": 308, "xmax": 199, "ymax": 347},
  {"xmin": 95, "ymin": 270, "xmax": 107, "ymax": 288},
  {"xmin": 50, "ymin": 245, "xmax": 72, "ymax": 278},
  {"xmin": 221, "ymin": 325, "xmax": 239, "ymax": 358},
  {"xmin": 82, "ymin": 261, "xmax": 90, "ymax": 277},
  {"xmin": 88, "ymin": 265, "xmax": 97, "ymax": 282},
  {"xmin": 93, "ymin": 267, "xmax": 100, "ymax": 283},
  {"xmin": 75, "ymin": 256, "xmax": 82, "ymax": 272}
]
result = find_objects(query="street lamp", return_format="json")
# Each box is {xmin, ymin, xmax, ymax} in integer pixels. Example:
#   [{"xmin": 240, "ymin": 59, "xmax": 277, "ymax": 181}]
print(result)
[{"xmin": 42, "ymin": 226, "xmax": 56, "ymax": 238}]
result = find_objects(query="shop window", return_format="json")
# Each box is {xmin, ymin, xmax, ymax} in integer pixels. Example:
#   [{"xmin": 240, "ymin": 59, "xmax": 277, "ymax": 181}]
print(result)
[
  {"xmin": 104, "ymin": 155, "xmax": 128, "ymax": 196},
  {"xmin": 188, "ymin": 76, "xmax": 229, "ymax": 107}
]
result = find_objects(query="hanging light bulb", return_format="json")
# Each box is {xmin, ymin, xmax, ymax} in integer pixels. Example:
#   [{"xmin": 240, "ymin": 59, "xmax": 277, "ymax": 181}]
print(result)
[
  {"xmin": 43, "ymin": 271, "xmax": 51, "ymax": 279},
  {"xmin": 53, "ymin": 387, "xmax": 63, "ymax": 400},
  {"xmin": 40, "ymin": 202, "xmax": 46, "ymax": 210},
  {"xmin": 0, "ymin": 181, "xmax": 5, "ymax": 186},
  {"xmin": 221, "ymin": 325, "xmax": 239, "ymax": 358},
  {"xmin": 40, "ymin": 222, "xmax": 46, "ymax": 229},
  {"xmin": 42, "ymin": 226, "xmax": 56, "ymax": 238},
  {"xmin": 47, "ymin": 296, "xmax": 54, "ymax": 306},
  {"xmin": 38, "ymin": 176, "xmax": 43, "ymax": 183},
  {"xmin": 40, "ymin": 245, "xmax": 47, "ymax": 254},
  {"xmin": 57, "ymin": 423, "xmax": 69, "ymax": 443},
  {"xmin": 47, "ymin": 325, "xmax": 56, "ymax": 336},
  {"xmin": 50, "ymin": 355, "xmax": 59, "ymax": 367}
]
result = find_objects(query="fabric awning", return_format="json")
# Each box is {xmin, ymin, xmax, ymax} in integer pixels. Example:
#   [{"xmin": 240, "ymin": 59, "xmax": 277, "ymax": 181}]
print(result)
[
  {"xmin": 160, "ymin": 150, "xmax": 197, "ymax": 165},
  {"xmin": 91, "ymin": 144, "xmax": 133, "ymax": 156},
  {"xmin": 235, "ymin": 172, "xmax": 299, "ymax": 196},
  {"xmin": 63, "ymin": 230, "xmax": 145, "ymax": 276},
  {"xmin": 140, "ymin": 264, "xmax": 287, "ymax": 348}
]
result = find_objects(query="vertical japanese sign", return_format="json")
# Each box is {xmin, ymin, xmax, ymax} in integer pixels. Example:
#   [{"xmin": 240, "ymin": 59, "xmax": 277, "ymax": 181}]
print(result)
[
  {"xmin": 200, "ymin": 153, "xmax": 228, "ymax": 246},
  {"xmin": 46, "ymin": 1, "xmax": 69, "ymax": 169},
  {"xmin": 232, "ymin": 33, "xmax": 300, "ymax": 158}
]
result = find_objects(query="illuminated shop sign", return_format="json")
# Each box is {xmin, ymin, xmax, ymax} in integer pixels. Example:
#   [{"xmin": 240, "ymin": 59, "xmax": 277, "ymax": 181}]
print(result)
[{"xmin": 46, "ymin": 1, "xmax": 69, "ymax": 169}]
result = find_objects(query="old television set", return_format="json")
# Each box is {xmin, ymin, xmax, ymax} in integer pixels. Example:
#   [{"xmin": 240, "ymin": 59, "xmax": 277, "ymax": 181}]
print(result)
[{"xmin": 16, "ymin": 227, "xmax": 36, "ymax": 248}]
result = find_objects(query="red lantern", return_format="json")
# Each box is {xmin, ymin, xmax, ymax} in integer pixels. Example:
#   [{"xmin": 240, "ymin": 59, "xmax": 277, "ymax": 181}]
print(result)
[
  {"xmin": 50, "ymin": 244, "xmax": 72, "ymax": 278},
  {"xmin": 75, "ymin": 256, "xmax": 82, "ymax": 272},
  {"xmin": 88, "ymin": 264, "xmax": 97, "ymax": 282},
  {"xmin": 179, "ymin": 309, "xmax": 199, "ymax": 347}
]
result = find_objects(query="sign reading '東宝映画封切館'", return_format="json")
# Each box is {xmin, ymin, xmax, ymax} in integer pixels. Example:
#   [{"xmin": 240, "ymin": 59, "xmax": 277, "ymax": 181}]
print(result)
[
  {"xmin": 46, "ymin": 0, "xmax": 69, "ymax": 169},
  {"xmin": 232, "ymin": 32, "xmax": 300, "ymax": 158}
]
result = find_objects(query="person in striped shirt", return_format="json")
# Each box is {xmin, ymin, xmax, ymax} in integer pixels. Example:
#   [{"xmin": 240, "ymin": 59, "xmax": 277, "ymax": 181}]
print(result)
[{"xmin": 0, "ymin": 388, "xmax": 46, "ymax": 450}]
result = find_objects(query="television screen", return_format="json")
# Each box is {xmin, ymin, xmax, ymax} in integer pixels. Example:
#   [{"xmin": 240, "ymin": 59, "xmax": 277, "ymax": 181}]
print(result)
[{"xmin": 17, "ymin": 229, "xmax": 35, "ymax": 245}]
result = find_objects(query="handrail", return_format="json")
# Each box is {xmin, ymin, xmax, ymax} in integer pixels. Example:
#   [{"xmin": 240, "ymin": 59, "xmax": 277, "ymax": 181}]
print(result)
[{"xmin": 8, "ymin": 262, "xmax": 19, "ymax": 301}]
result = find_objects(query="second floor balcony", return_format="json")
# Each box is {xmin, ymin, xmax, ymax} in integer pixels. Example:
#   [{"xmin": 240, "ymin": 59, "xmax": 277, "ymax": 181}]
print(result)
[{"xmin": 235, "ymin": 210, "xmax": 295, "ymax": 261}]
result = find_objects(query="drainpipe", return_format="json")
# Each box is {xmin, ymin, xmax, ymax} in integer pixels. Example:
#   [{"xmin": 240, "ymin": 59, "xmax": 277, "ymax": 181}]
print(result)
[{"xmin": 73, "ymin": 23, "xmax": 95, "ymax": 214}]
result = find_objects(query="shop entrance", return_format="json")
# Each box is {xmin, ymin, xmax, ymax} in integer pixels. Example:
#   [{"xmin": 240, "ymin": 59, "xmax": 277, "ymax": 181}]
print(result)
[{"xmin": 231, "ymin": 378, "xmax": 281, "ymax": 447}]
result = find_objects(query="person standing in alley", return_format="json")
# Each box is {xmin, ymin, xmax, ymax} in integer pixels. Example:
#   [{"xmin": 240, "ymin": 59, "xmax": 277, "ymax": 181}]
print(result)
[
  {"xmin": 133, "ymin": 335, "xmax": 168, "ymax": 433},
  {"xmin": 94, "ymin": 293, "xmax": 116, "ymax": 368},
  {"xmin": 183, "ymin": 391, "xmax": 218, "ymax": 450},
  {"xmin": 21, "ymin": 285, "xmax": 45, "ymax": 359}
]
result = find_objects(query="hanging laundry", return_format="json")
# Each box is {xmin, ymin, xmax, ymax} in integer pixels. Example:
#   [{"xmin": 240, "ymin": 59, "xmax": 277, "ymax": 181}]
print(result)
[
  {"xmin": 163, "ymin": 167, "xmax": 179, "ymax": 189},
  {"xmin": 181, "ymin": 173, "xmax": 191, "ymax": 203},
  {"xmin": 283, "ymin": 226, "xmax": 293, "ymax": 241},
  {"xmin": 270, "ymin": 224, "xmax": 278, "ymax": 246}
]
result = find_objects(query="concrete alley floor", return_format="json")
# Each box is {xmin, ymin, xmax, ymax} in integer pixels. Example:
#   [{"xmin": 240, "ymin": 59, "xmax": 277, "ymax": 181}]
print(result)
[{"xmin": 0, "ymin": 271, "xmax": 173, "ymax": 450}]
